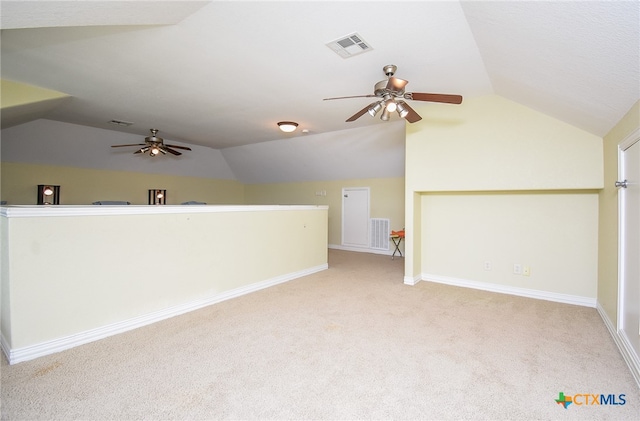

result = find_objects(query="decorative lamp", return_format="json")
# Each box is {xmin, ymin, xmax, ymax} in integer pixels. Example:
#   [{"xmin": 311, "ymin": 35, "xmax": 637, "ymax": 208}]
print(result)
[
  {"xmin": 37, "ymin": 185, "xmax": 60, "ymax": 205},
  {"xmin": 148, "ymin": 189, "xmax": 166, "ymax": 205}
]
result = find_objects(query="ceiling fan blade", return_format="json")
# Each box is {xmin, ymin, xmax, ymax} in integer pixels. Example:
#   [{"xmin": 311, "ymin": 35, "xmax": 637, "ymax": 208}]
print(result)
[
  {"xmin": 405, "ymin": 92, "xmax": 463, "ymax": 104},
  {"xmin": 399, "ymin": 101, "xmax": 422, "ymax": 123},
  {"xmin": 164, "ymin": 147, "xmax": 182, "ymax": 156},
  {"xmin": 346, "ymin": 103, "xmax": 377, "ymax": 122},
  {"xmin": 324, "ymin": 94, "xmax": 377, "ymax": 101},
  {"xmin": 386, "ymin": 77, "xmax": 408, "ymax": 92},
  {"xmin": 165, "ymin": 144, "xmax": 192, "ymax": 150},
  {"xmin": 111, "ymin": 143, "xmax": 146, "ymax": 148}
]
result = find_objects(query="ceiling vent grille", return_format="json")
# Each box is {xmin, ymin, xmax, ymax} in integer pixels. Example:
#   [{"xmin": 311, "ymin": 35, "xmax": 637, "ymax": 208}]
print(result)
[
  {"xmin": 326, "ymin": 32, "xmax": 373, "ymax": 58},
  {"xmin": 108, "ymin": 119, "xmax": 134, "ymax": 127}
]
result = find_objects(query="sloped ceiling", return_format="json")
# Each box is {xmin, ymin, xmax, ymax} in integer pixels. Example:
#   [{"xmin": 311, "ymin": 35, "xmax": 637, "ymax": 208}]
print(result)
[
  {"xmin": 462, "ymin": 1, "xmax": 640, "ymax": 137},
  {"xmin": 2, "ymin": 1, "xmax": 637, "ymax": 152}
]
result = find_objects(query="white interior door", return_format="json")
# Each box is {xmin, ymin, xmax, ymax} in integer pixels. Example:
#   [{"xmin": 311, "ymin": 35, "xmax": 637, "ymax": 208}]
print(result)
[
  {"xmin": 619, "ymin": 132, "xmax": 640, "ymax": 359},
  {"xmin": 342, "ymin": 187, "xmax": 369, "ymax": 247}
]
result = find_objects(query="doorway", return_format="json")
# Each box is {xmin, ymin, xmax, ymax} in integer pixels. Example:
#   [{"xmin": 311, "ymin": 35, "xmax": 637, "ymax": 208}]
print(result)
[
  {"xmin": 618, "ymin": 129, "xmax": 640, "ymax": 362},
  {"xmin": 342, "ymin": 187, "xmax": 370, "ymax": 248}
]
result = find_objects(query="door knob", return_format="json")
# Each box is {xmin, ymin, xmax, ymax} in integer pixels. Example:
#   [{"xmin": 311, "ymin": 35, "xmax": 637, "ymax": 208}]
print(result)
[{"xmin": 615, "ymin": 179, "xmax": 628, "ymax": 188}]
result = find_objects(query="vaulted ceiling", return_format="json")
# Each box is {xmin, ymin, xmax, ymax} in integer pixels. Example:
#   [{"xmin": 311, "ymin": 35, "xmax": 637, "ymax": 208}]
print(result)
[{"xmin": 1, "ymin": 1, "xmax": 638, "ymax": 150}]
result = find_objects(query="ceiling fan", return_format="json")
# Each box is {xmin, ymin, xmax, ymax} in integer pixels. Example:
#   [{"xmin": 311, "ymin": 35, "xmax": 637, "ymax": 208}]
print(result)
[
  {"xmin": 324, "ymin": 64, "xmax": 463, "ymax": 123},
  {"xmin": 111, "ymin": 129, "xmax": 192, "ymax": 156}
]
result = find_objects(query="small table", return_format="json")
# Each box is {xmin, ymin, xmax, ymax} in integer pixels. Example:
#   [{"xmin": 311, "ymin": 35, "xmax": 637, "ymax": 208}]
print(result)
[{"xmin": 390, "ymin": 230, "xmax": 405, "ymax": 260}]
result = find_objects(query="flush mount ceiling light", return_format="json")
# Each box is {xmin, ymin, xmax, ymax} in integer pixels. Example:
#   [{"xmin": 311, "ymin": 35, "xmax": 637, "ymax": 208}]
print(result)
[{"xmin": 277, "ymin": 121, "xmax": 298, "ymax": 133}]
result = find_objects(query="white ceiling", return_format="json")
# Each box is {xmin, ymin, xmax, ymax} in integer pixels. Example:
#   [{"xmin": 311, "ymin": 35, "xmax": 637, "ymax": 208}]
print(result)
[{"xmin": 1, "ymin": 1, "xmax": 638, "ymax": 150}]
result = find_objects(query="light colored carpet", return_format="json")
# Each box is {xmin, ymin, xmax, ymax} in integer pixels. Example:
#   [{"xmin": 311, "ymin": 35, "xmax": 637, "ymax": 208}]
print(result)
[{"xmin": 1, "ymin": 249, "xmax": 639, "ymax": 420}]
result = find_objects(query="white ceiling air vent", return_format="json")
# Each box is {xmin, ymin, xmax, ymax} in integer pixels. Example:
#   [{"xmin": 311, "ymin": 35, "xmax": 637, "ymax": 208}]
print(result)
[{"xmin": 326, "ymin": 32, "xmax": 373, "ymax": 58}]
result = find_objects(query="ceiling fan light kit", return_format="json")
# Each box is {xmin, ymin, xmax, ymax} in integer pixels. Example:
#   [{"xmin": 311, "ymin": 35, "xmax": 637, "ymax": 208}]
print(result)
[
  {"xmin": 324, "ymin": 64, "xmax": 463, "ymax": 124},
  {"xmin": 111, "ymin": 129, "xmax": 192, "ymax": 156},
  {"xmin": 277, "ymin": 121, "xmax": 298, "ymax": 133}
]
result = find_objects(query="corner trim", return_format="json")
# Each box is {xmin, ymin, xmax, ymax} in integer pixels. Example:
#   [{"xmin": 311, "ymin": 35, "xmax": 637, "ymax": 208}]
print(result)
[
  {"xmin": 404, "ymin": 275, "xmax": 421, "ymax": 286},
  {"xmin": 4, "ymin": 263, "xmax": 328, "ymax": 365},
  {"xmin": 421, "ymin": 273, "xmax": 596, "ymax": 307}
]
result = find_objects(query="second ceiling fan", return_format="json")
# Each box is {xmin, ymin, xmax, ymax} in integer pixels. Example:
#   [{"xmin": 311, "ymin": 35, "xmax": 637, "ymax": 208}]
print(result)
[
  {"xmin": 111, "ymin": 129, "xmax": 192, "ymax": 156},
  {"xmin": 324, "ymin": 64, "xmax": 463, "ymax": 123}
]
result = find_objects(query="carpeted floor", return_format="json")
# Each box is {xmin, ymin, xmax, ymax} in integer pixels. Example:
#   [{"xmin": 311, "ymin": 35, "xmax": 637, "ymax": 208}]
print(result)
[{"xmin": 1, "ymin": 249, "xmax": 638, "ymax": 420}]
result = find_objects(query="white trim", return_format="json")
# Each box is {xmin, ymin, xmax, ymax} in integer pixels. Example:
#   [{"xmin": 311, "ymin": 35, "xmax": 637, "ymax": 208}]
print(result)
[
  {"xmin": 0, "ymin": 205, "xmax": 328, "ymax": 218},
  {"xmin": 597, "ymin": 302, "xmax": 640, "ymax": 388},
  {"xmin": 616, "ymin": 128, "xmax": 640, "ymax": 385},
  {"xmin": 421, "ymin": 273, "xmax": 596, "ymax": 307},
  {"xmin": 3, "ymin": 263, "xmax": 328, "ymax": 365},
  {"xmin": 619, "ymin": 128, "xmax": 640, "ymax": 151},
  {"xmin": 404, "ymin": 275, "xmax": 421, "ymax": 286},
  {"xmin": 329, "ymin": 243, "xmax": 393, "ymax": 256}
]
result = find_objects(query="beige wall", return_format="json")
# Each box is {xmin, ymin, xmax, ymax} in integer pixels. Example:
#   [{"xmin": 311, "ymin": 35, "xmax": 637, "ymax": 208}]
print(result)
[
  {"xmin": 1, "ymin": 163, "xmax": 405, "ymax": 253},
  {"xmin": 405, "ymin": 95, "xmax": 604, "ymax": 300},
  {"xmin": 598, "ymin": 100, "xmax": 640, "ymax": 323},
  {"xmin": 422, "ymin": 191, "xmax": 599, "ymax": 298},
  {"xmin": 1, "ymin": 79, "xmax": 69, "ymax": 109},
  {"xmin": 406, "ymin": 95, "xmax": 603, "ymax": 193},
  {"xmin": 2, "ymin": 206, "xmax": 328, "ymax": 354},
  {"xmin": 244, "ymin": 177, "xmax": 405, "ymax": 248},
  {"xmin": 1, "ymin": 162, "xmax": 245, "ymax": 205}
]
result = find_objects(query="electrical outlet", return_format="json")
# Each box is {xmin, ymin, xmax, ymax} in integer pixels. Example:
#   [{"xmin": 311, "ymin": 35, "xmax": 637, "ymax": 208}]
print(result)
[
  {"xmin": 484, "ymin": 261, "xmax": 492, "ymax": 271},
  {"xmin": 513, "ymin": 264, "xmax": 522, "ymax": 275},
  {"xmin": 523, "ymin": 266, "xmax": 530, "ymax": 276}
]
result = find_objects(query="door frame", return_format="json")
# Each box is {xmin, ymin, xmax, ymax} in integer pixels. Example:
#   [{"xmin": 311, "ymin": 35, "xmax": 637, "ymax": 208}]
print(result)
[
  {"xmin": 616, "ymin": 128, "xmax": 640, "ymax": 386},
  {"xmin": 617, "ymin": 128, "xmax": 640, "ymax": 331}
]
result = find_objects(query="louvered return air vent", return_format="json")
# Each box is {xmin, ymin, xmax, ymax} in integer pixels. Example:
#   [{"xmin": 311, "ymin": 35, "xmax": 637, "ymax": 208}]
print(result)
[
  {"xmin": 326, "ymin": 32, "xmax": 373, "ymax": 58},
  {"xmin": 370, "ymin": 218, "xmax": 390, "ymax": 251}
]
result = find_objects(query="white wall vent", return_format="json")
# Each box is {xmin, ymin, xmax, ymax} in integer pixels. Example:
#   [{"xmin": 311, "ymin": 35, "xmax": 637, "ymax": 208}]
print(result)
[
  {"xmin": 370, "ymin": 218, "xmax": 390, "ymax": 250},
  {"xmin": 326, "ymin": 32, "xmax": 373, "ymax": 58}
]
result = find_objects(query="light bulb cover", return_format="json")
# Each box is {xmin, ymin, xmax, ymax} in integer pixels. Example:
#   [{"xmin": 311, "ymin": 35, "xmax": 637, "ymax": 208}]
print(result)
[
  {"xmin": 277, "ymin": 121, "xmax": 298, "ymax": 132},
  {"xmin": 385, "ymin": 100, "xmax": 397, "ymax": 113},
  {"xmin": 368, "ymin": 101, "xmax": 383, "ymax": 117},
  {"xmin": 396, "ymin": 101, "xmax": 409, "ymax": 118}
]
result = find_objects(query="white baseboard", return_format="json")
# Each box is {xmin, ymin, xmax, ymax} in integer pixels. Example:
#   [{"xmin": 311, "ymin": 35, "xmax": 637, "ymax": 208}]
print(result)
[
  {"xmin": 329, "ymin": 243, "xmax": 396, "ymax": 256},
  {"xmin": 421, "ymin": 273, "xmax": 596, "ymax": 308},
  {"xmin": 3, "ymin": 263, "xmax": 328, "ymax": 365},
  {"xmin": 404, "ymin": 275, "xmax": 421, "ymax": 286},
  {"xmin": 596, "ymin": 303, "xmax": 640, "ymax": 389}
]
